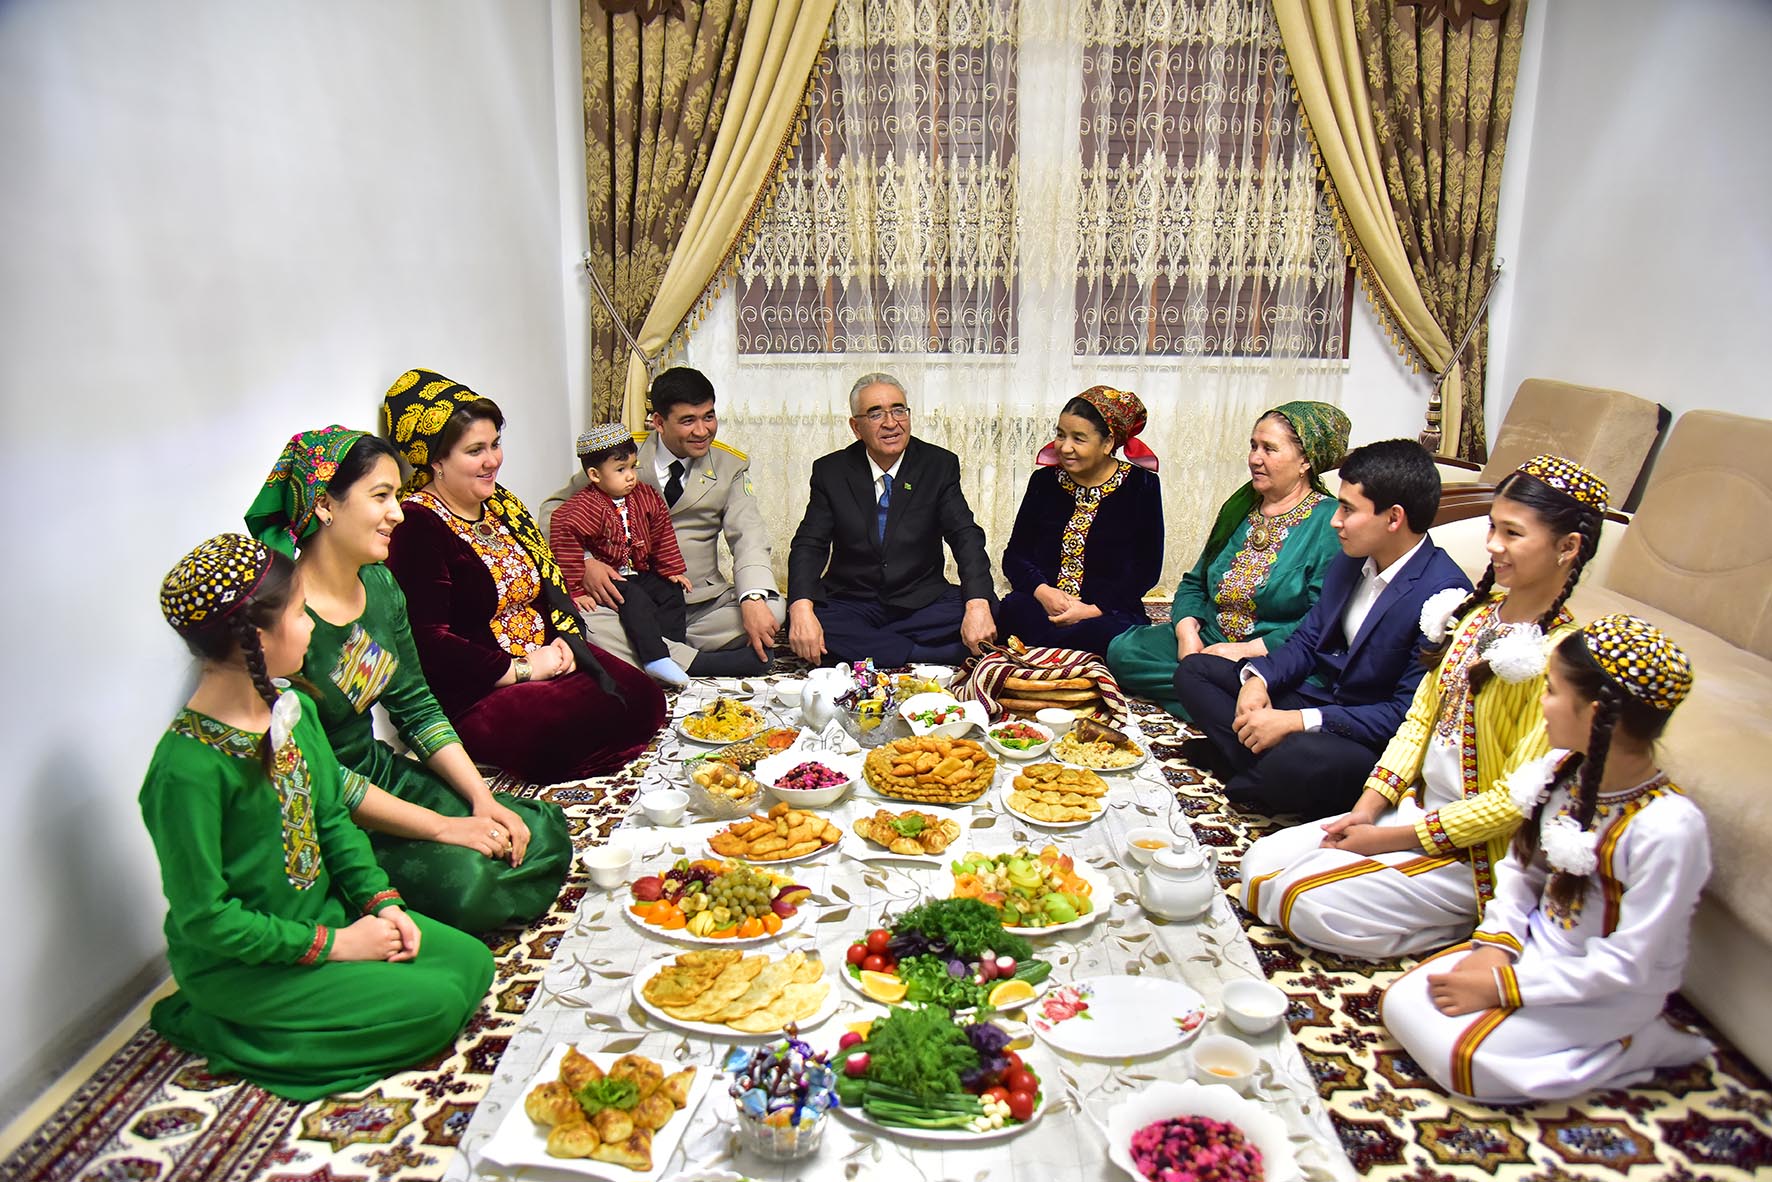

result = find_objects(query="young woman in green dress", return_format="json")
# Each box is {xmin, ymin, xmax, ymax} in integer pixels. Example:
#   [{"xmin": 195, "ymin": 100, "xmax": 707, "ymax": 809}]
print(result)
[
  {"xmin": 245, "ymin": 427, "xmax": 573, "ymax": 932},
  {"xmin": 1106, "ymin": 400, "xmax": 1350, "ymax": 716},
  {"xmin": 144, "ymin": 534, "xmax": 492, "ymax": 1101}
]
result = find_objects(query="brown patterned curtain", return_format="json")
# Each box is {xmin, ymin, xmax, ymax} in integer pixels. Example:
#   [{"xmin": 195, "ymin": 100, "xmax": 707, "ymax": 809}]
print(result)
[
  {"xmin": 1275, "ymin": 0, "xmax": 1528, "ymax": 460},
  {"xmin": 583, "ymin": 0, "xmax": 751, "ymax": 422}
]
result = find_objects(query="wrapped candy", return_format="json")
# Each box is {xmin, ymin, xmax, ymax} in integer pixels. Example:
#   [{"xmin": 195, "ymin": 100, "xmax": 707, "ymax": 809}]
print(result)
[{"xmin": 725, "ymin": 1029, "xmax": 839, "ymax": 1160}]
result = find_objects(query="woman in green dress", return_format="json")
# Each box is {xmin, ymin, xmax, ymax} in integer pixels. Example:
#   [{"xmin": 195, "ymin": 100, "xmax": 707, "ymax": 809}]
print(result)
[
  {"xmin": 245, "ymin": 426, "xmax": 572, "ymax": 932},
  {"xmin": 1106, "ymin": 400, "xmax": 1350, "ymax": 716},
  {"xmin": 144, "ymin": 533, "xmax": 492, "ymax": 1101}
]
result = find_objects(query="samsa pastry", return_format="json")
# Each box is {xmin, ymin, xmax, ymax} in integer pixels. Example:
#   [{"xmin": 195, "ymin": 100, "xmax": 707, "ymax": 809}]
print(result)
[
  {"xmin": 590, "ymin": 1126, "xmax": 654, "ymax": 1171},
  {"xmin": 659, "ymin": 1066, "xmax": 697, "ymax": 1107},
  {"xmin": 609, "ymin": 1053, "xmax": 664, "ymax": 1100},
  {"xmin": 559, "ymin": 1046, "xmax": 603, "ymax": 1090},
  {"xmin": 524, "ymin": 1080, "xmax": 580, "ymax": 1127},
  {"xmin": 545, "ymin": 1114, "xmax": 599, "ymax": 1158},
  {"xmin": 592, "ymin": 1105, "xmax": 635, "ymax": 1144},
  {"xmin": 632, "ymin": 1090, "xmax": 676, "ymax": 1132}
]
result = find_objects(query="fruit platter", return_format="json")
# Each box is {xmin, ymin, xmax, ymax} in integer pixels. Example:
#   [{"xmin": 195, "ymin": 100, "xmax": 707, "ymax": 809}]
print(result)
[
  {"xmin": 833, "ymin": 1006, "xmax": 1048, "ymax": 1141},
  {"xmin": 840, "ymin": 898, "xmax": 1052, "ymax": 1012},
  {"xmin": 624, "ymin": 858, "xmax": 812, "ymax": 943},
  {"xmin": 950, "ymin": 845, "xmax": 1107, "ymax": 935}
]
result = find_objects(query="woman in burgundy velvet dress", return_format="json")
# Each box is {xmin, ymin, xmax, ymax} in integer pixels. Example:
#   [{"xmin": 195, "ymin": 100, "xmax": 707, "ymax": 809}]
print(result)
[{"xmin": 381, "ymin": 369, "xmax": 666, "ymax": 783}]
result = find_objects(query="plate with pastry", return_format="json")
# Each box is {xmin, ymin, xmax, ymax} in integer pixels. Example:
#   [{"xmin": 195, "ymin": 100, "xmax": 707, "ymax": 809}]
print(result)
[
  {"xmin": 631, "ymin": 947, "xmax": 838, "ymax": 1038},
  {"xmin": 844, "ymin": 806, "xmax": 966, "ymax": 865},
  {"xmin": 998, "ymin": 762, "xmax": 1109, "ymax": 829},
  {"xmin": 479, "ymin": 1044, "xmax": 712, "ymax": 1180},
  {"xmin": 705, "ymin": 801, "xmax": 843, "ymax": 864}
]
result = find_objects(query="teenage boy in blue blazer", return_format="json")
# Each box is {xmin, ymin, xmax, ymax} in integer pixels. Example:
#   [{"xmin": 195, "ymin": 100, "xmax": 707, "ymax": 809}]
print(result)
[{"xmin": 1174, "ymin": 439, "xmax": 1470, "ymax": 817}]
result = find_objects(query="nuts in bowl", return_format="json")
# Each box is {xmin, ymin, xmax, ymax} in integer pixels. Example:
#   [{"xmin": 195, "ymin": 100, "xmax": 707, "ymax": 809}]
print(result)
[
  {"xmin": 753, "ymin": 751, "xmax": 861, "ymax": 808},
  {"xmin": 985, "ymin": 719, "xmax": 1053, "ymax": 759}
]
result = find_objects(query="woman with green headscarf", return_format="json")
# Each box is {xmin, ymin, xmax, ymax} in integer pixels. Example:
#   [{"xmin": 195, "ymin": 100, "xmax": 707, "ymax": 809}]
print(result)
[
  {"xmin": 1106, "ymin": 401, "xmax": 1350, "ymax": 716},
  {"xmin": 245, "ymin": 426, "xmax": 572, "ymax": 932}
]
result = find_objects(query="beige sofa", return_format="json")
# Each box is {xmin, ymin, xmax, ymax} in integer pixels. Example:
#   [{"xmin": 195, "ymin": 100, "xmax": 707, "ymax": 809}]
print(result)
[{"xmin": 1427, "ymin": 409, "xmax": 1772, "ymax": 1074}]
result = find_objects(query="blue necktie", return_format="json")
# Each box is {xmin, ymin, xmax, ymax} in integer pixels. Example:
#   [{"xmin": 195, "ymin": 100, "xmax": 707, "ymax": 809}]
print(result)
[{"xmin": 876, "ymin": 476, "xmax": 891, "ymax": 542}]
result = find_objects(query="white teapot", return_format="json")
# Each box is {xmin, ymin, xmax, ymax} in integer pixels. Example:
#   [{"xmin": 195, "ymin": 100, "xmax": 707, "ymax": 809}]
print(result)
[
  {"xmin": 799, "ymin": 667, "xmax": 849, "ymax": 731},
  {"xmin": 1138, "ymin": 844, "xmax": 1220, "ymax": 921}
]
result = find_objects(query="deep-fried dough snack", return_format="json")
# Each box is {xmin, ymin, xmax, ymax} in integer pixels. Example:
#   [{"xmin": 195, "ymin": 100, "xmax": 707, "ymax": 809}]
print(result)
[
  {"xmin": 707, "ymin": 801, "xmax": 841, "ymax": 861},
  {"xmin": 864, "ymin": 737, "xmax": 996, "ymax": 803},
  {"xmin": 852, "ymin": 809, "xmax": 962, "ymax": 855}
]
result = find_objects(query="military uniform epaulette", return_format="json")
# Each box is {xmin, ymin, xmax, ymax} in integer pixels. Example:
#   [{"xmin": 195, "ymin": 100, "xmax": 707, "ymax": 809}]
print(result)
[{"xmin": 632, "ymin": 430, "xmax": 747, "ymax": 462}]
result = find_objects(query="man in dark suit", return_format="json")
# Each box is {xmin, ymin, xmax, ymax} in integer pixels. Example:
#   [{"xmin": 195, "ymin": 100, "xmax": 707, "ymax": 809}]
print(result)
[
  {"xmin": 787, "ymin": 372, "xmax": 997, "ymax": 666},
  {"xmin": 1174, "ymin": 439, "xmax": 1471, "ymax": 817}
]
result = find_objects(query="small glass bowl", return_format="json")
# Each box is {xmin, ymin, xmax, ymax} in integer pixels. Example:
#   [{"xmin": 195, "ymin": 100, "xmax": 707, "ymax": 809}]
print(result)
[
  {"xmin": 734, "ymin": 1107, "xmax": 828, "ymax": 1161},
  {"xmin": 837, "ymin": 707, "xmax": 911, "ymax": 750}
]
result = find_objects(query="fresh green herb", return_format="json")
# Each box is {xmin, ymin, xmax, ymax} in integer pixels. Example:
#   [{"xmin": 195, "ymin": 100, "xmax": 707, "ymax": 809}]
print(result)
[
  {"xmin": 855, "ymin": 1007, "xmax": 978, "ymax": 1102},
  {"xmin": 572, "ymin": 1076, "xmax": 639, "ymax": 1115},
  {"xmin": 891, "ymin": 898, "xmax": 1034, "ymax": 961},
  {"xmin": 889, "ymin": 814, "xmax": 927, "ymax": 837},
  {"xmin": 897, "ymin": 955, "xmax": 986, "ymax": 1009}
]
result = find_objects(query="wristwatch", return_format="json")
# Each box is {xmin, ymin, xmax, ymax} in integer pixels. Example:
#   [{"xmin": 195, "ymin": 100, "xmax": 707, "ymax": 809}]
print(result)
[
  {"xmin": 512, "ymin": 656, "xmax": 532, "ymax": 683},
  {"xmin": 740, "ymin": 591, "xmax": 770, "ymax": 602}
]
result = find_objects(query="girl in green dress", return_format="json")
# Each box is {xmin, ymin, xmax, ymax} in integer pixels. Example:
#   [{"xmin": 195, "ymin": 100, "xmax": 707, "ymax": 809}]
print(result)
[
  {"xmin": 245, "ymin": 427, "xmax": 573, "ymax": 932},
  {"xmin": 145, "ymin": 534, "xmax": 492, "ymax": 1101},
  {"xmin": 1106, "ymin": 400, "xmax": 1349, "ymax": 716}
]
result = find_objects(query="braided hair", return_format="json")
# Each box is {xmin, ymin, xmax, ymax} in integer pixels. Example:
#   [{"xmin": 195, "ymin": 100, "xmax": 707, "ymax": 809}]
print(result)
[
  {"xmin": 180, "ymin": 551, "xmax": 299, "ymax": 774},
  {"xmin": 1421, "ymin": 470, "xmax": 1604, "ymax": 693},
  {"xmin": 1513, "ymin": 634, "xmax": 1673, "ymax": 909}
]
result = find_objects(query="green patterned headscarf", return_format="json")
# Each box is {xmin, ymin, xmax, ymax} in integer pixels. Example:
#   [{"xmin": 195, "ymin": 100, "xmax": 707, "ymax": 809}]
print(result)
[
  {"xmin": 244, "ymin": 425, "xmax": 368, "ymax": 557},
  {"xmin": 1198, "ymin": 400, "xmax": 1352, "ymax": 567}
]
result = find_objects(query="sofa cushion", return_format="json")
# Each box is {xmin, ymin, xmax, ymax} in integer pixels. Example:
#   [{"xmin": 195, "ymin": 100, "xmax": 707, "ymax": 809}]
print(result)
[
  {"xmin": 1568, "ymin": 582, "xmax": 1772, "ymax": 950},
  {"xmin": 1480, "ymin": 379, "xmax": 1663, "ymax": 506},
  {"xmin": 1603, "ymin": 410, "xmax": 1772, "ymax": 659}
]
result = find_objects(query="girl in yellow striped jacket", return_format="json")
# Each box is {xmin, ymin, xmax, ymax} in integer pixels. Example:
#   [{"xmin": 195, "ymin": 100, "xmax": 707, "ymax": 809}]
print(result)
[
  {"xmin": 1238, "ymin": 456, "xmax": 1608, "ymax": 959},
  {"xmin": 1381, "ymin": 615, "xmax": 1711, "ymax": 1101}
]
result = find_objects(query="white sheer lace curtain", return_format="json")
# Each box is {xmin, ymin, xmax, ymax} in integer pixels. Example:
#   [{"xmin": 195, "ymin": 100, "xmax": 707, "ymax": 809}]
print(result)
[{"xmin": 681, "ymin": 0, "xmax": 1348, "ymax": 595}]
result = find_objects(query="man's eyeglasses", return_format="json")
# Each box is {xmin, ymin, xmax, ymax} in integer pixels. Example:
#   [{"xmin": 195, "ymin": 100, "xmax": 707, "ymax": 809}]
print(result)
[{"xmin": 856, "ymin": 405, "xmax": 911, "ymax": 424}]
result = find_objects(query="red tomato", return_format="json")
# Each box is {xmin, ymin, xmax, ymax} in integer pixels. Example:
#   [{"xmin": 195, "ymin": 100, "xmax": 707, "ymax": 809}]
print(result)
[
  {"xmin": 846, "ymin": 943, "xmax": 869, "ymax": 966},
  {"xmin": 1002, "ymin": 1051, "xmax": 1023, "ymax": 1073},
  {"xmin": 861, "ymin": 953, "xmax": 889, "ymax": 973},
  {"xmin": 865, "ymin": 929, "xmax": 892, "ymax": 955},
  {"xmin": 1007, "ymin": 1090, "xmax": 1036, "ymax": 1122},
  {"xmin": 982, "ymin": 1086, "xmax": 1010, "ymax": 1105},
  {"xmin": 1005, "ymin": 1068, "xmax": 1039, "ymax": 1096}
]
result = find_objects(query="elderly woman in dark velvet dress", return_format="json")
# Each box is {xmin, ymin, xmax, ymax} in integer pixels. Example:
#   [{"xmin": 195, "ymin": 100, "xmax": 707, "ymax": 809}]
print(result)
[
  {"xmin": 380, "ymin": 370, "xmax": 665, "ymax": 784},
  {"xmin": 997, "ymin": 386, "xmax": 1163, "ymax": 655}
]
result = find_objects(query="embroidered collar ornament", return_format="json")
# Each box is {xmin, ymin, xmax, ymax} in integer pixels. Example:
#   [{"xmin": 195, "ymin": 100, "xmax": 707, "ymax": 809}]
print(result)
[
  {"xmin": 1581, "ymin": 613, "xmax": 1693, "ymax": 711},
  {"xmin": 576, "ymin": 423, "xmax": 632, "ymax": 457},
  {"xmin": 1542, "ymin": 813, "xmax": 1600, "ymax": 876},
  {"xmin": 1419, "ymin": 587, "xmax": 1469, "ymax": 645},
  {"xmin": 1484, "ymin": 623, "xmax": 1548, "ymax": 683},
  {"xmin": 1515, "ymin": 454, "xmax": 1610, "ymax": 512},
  {"xmin": 268, "ymin": 686, "xmax": 302, "ymax": 753},
  {"xmin": 1505, "ymin": 750, "xmax": 1566, "ymax": 815}
]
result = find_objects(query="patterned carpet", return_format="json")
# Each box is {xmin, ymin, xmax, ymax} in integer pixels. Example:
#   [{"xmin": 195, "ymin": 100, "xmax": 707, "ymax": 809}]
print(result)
[{"xmin": 5, "ymin": 695, "xmax": 1769, "ymax": 1182}]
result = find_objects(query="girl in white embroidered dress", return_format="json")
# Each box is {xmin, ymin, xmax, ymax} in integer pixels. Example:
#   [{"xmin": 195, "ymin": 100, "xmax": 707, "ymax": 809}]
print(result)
[{"xmin": 1380, "ymin": 615, "xmax": 1711, "ymax": 1102}]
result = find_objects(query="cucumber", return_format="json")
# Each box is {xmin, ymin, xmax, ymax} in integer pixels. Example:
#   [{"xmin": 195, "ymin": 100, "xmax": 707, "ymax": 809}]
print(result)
[{"xmin": 1013, "ymin": 959, "xmax": 1052, "ymax": 985}]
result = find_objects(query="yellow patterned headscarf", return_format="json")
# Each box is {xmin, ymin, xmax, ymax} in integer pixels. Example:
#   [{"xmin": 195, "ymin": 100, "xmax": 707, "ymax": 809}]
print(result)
[
  {"xmin": 381, "ymin": 369, "xmax": 490, "ymax": 492},
  {"xmin": 1580, "ymin": 614, "xmax": 1694, "ymax": 711},
  {"xmin": 160, "ymin": 534, "xmax": 273, "ymax": 635},
  {"xmin": 1515, "ymin": 454, "xmax": 1610, "ymax": 512}
]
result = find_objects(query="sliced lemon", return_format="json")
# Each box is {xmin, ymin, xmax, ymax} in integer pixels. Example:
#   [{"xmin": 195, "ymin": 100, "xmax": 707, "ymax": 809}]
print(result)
[
  {"xmin": 987, "ymin": 979, "xmax": 1036, "ymax": 1009},
  {"xmin": 859, "ymin": 970, "xmax": 907, "ymax": 1004},
  {"xmin": 845, "ymin": 1019, "xmax": 875, "ymax": 1040}
]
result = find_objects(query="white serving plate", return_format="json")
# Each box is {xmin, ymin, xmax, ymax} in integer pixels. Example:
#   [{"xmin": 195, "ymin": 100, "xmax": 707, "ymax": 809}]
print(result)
[
  {"xmin": 630, "ymin": 952, "xmax": 839, "ymax": 1039},
  {"xmin": 997, "ymin": 781, "xmax": 1103, "ymax": 830},
  {"xmin": 839, "ymin": 961, "xmax": 1051, "ymax": 1014},
  {"xmin": 622, "ymin": 899, "xmax": 811, "ymax": 946},
  {"xmin": 1104, "ymin": 1079, "xmax": 1300, "ymax": 1182},
  {"xmin": 836, "ymin": 1046, "xmax": 1052, "ymax": 1144},
  {"xmin": 477, "ymin": 1044, "xmax": 713, "ymax": 1182},
  {"xmin": 948, "ymin": 849, "xmax": 1111, "ymax": 936},
  {"xmin": 898, "ymin": 691, "xmax": 988, "ymax": 738},
  {"xmin": 1030, "ymin": 976, "xmax": 1209, "ymax": 1060},
  {"xmin": 1050, "ymin": 732, "xmax": 1149, "ymax": 773},
  {"xmin": 674, "ymin": 700, "xmax": 772, "ymax": 746}
]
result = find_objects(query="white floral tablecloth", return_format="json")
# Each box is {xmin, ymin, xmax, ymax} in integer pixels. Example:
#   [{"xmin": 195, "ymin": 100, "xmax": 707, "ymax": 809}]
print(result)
[{"xmin": 448, "ymin": 701, "xmax": 1355, "ymax": 1182}]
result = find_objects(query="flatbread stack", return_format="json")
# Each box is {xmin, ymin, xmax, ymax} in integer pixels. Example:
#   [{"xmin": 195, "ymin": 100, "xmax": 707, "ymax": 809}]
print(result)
[
  {"xmin": 1007, "ymin": 762, "xmax": 1109, "ymax": 823},
  {"xmin": 863, "ymin": 736, "xmax": 997, "ymax": 804},
  {"xmin": 641, "ymin": 949, "xmax": 829, "ymax": 1033},
  {"xmin": 995, "ymin": 673, "xmax": 1106, "ymax": 719},
  {"xmin": 708, "ymin": 801, "xmax": 841, "ymax": 861},
  {"xmin": 524, "ymin": 1048, "xmax": 695, "ymax": 1166}
]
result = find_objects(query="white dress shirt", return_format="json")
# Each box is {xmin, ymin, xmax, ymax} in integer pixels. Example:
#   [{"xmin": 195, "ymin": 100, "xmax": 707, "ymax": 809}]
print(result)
[{"xmin": 867, "ymin": 455, "xmax": 904, "ymax": 502}]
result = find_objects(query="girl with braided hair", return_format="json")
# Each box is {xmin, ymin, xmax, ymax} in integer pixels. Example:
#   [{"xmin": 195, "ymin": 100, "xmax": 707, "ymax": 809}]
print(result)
[
  {"xmin": 1238, "ymin": 456, "xmax": 1609, "ymax": 959},
  {"xmin": 143, "ymin": 535, "xmax": 492, "ymax": 1100},
  {"xmin": 1381, "ymin": 615, "xmax": 1711, "ymax": 1101}
]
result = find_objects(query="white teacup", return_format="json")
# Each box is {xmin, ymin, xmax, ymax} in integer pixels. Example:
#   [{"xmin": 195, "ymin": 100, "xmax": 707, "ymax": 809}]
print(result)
[
  {"xmin": 774, "ymin": 678, "xmax": 807, "ymax": 708},
  {"xmin": 1222, "ymin": 979, "xmax": 1289, "ymax": 1035},
  {"xmin": 639, "ymin": 788, "xmax": 688, "ymax": 827},
  {"xmin": 1192, "ymin": 1035, "xmax": 1259, "ymax": 1093},
  {"xmin": 582, "ymin": 845, "xmax": 634, "ymax": 890},
  {"xmin": 1125, "ymin": 826, "xmax": 1177, "ymax": 867}
]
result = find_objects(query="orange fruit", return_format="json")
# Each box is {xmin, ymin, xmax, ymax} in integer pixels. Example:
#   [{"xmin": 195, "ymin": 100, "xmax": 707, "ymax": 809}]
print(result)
[
  {"xmin": 761, "ymin": 913, "xmax": 783, "ymax": 934},
  {"xmin": 736, "ymin": 917, "xmax": 765, "ymax": 939},
  {"xmin": 707, "ymin": 925, "xmax": 737, "ymax": 939}
]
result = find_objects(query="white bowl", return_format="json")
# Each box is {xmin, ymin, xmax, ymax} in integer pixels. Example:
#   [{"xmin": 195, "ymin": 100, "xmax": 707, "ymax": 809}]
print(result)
[
  {"xmin": 581, "ymin": 845, "xmax": 634, "ymax": 890},
  {"xmin": 1034, "ymin": 707, "xmax": 1077, "ymax": 735},
  {"xmin": 1190, "ymin": 1035, "xmax": 1259, "ymax": 1094},
  {"xmin": 639, "ymin": 787, "xmax": 688, "ymax": 826},
  {"xmin": 773, "ymin": 678, "xmax": 806, "ymax": 707},
  {"xmin": 898, "ymin": 692, "xmax": 984, "ymax": 739},
  {"xmin": 1125, "ymin": 826, "xmax": 1176, "ymax": 867},
  {"xmin": 1105, "ymin": 1080, "xmax": 1298, "ymax": 1182},
  {"xmin": 753, "ymin": 751, "xmax": 861, "ymax": 808},
  {"xmin": 909, "ymin": 663, "xmax": 955, "ymax": 685},
  {"xmin": 985, "ymin": 719, "xmax": 1053, "ymax": 759},
  {"xmin": 1222, "ymin": 979, "xmax": 1288, "ymax": 1035}
]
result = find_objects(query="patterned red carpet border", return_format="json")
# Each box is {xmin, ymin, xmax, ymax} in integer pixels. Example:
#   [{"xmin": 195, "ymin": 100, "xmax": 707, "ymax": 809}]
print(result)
[{"xmin": 5, "ymin": 699, "xmax": 1770, "ymax": 1181}]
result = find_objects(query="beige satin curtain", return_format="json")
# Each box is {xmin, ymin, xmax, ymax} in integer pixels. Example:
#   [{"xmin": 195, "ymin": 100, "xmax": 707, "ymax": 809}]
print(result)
[
  {"xmin": 1274, "ymin": 0, "xmax": 1528, "ymax": 459},
  {"xmin": 580, "ymin": 0, "xmax": 837, "ymax": 425}
]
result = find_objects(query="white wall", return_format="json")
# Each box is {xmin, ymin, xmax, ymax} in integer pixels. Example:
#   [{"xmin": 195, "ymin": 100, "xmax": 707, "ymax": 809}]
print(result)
[
  {"xmin": 0, "ymin": 0, "xmax": 581, "ymax": 1122},
  {"xmin": 1495, "ymin": 0, "xmax": 1772, "ymax": 426}
]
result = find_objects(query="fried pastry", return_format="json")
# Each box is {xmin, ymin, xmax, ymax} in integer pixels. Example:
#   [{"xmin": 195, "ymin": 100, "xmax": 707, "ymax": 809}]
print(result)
[
  {"xmin": 558, "ymin": 1047, "xmax": 603, "ymax": 1090},
  {"xmin": 524, "ymin": 1080, "xmax": 580, "ymax": 1127},
  {"xmin": 545, "ymin": 1114, "xmax": 599, "ymax": 1158},
  {"xmin": 590, "ymin": 1126, "xmax": 653, "ymax": 1171}
]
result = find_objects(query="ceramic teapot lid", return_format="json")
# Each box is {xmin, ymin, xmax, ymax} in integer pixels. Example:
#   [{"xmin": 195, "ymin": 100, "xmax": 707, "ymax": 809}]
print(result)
[{"xmin": 1151, "ymin": 845, "xmax": 1206, "ymax": 873}]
